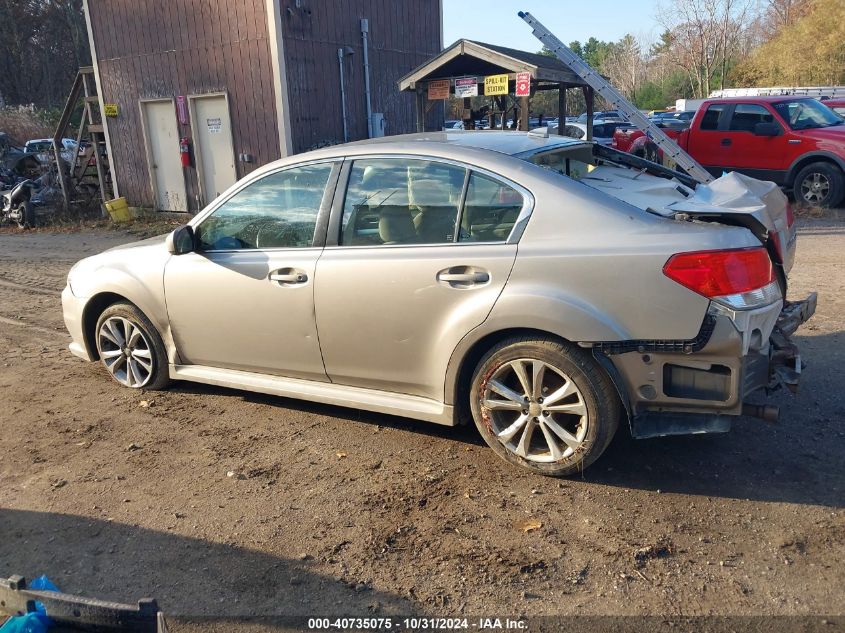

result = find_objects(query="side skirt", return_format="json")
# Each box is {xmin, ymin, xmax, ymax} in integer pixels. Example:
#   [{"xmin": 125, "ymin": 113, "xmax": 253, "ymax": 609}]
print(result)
[{"xmin": 169, "ymin": 364, "xmax": 456, "ymax": 426}]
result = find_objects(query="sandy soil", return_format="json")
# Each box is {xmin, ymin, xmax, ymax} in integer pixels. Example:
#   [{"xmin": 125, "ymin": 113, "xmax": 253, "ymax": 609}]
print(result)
[{"xmin": 0, "ymin": 220, "xmax": 843, "ymax": 630}]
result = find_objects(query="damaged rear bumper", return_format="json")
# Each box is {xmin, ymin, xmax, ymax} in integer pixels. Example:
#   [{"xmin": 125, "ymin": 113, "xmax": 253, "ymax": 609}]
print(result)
[
  {"xmin": 769, "ymin": 292, "xmax": 817, "ymax": 393},
  {"xmin": 598, "ymin": 292, "xmax": 817, "ymax": 439}
]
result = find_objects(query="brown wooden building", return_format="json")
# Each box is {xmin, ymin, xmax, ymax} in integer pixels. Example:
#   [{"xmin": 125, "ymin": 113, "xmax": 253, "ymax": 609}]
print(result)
[{"xmin": 83, "ymin": 0, "xmax": 442, "ymax": 212}]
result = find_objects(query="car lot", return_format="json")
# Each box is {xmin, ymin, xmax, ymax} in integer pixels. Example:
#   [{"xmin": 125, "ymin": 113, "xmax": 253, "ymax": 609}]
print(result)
[{"xmin": 0, "ymin": 218, "xmax": 843, "ymax": 627}]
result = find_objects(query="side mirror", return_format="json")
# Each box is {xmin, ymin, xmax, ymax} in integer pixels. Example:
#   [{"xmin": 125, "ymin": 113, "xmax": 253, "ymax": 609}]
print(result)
[
  {"xmin": 753, "ymin": 122, "xmax": 781, "ymax": 137},
  {"xmin": 166, "ymin": 224, "xmax": 195, "ymax": 255}
]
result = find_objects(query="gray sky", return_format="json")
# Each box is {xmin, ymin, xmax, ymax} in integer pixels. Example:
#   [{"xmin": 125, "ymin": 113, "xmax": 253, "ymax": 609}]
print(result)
[{"xmin": 443, "ymin": 0, "xmax": 660, "ymax": 52}]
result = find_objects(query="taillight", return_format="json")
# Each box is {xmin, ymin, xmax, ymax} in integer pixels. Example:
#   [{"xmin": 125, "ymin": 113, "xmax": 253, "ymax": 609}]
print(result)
[{"xmin": 663, "ymin": 248, "xmax": 779, "ymax": 309}]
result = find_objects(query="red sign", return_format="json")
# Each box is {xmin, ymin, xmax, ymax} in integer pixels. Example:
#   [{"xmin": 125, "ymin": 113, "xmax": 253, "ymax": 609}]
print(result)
[
  {"xmin": 515, "ymin": 72, "xmax": 531, "ymax": 97},
  {"xmin": 176, "ymin": 95, "xmax": 189, "ymax": 125}
]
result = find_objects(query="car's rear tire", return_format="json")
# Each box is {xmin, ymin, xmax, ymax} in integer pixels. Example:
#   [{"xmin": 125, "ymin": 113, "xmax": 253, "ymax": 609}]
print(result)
[
  {"xmin": 15, "ymin": 202, "xmax": 34, "ymax": 229},
  {"xmin": 793, "ymin": 162, "xmax": 844, "ymax": 208},
  {"xmin": 95, "ymin": 302, "xmax": 170, "ymax": 390},
  {"xmin": 469, "ymin": 337, "xmax": 620, "ymax": 476}
]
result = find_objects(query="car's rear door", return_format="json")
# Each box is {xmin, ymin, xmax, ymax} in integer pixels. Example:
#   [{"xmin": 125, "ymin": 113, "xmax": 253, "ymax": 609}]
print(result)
[
  {"xmin": 686, "ymin": 102, "xmax": 731, "ymax": 173},
  {"xmin": 163, "ymin": 160, "xmax": 339, "ymax": 380},
  {"xmin": 313, "ymin": 156, "xmax": 527, "ymax": 401}
]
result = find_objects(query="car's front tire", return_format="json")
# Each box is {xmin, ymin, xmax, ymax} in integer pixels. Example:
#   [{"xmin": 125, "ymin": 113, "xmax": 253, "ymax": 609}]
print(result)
[
  {"xmin": 469, "ymin": 337, "xmax": 620, "ymax": 476},
  {"xmin": 95, "ymin": 302, "xmax": 170, "ymax": 390},
  {"xmin": 793, "ymin": 162, "xmax": 844, "ymax": 208}
]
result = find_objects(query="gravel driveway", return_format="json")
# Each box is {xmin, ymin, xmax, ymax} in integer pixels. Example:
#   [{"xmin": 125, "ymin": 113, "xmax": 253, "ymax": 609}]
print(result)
[{"xmin": 0, "ymin": 220, "xmax": 842, "ymax": 630}]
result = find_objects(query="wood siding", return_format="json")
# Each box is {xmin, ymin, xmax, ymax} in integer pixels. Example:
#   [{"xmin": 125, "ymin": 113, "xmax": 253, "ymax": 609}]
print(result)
[
  {"xmin": 281, "ymin": 0, "xmax": 442, "ymax": 153},
  {"xmin": 88, "ymin": 0, "xmax": 279, "ymax": 211}
]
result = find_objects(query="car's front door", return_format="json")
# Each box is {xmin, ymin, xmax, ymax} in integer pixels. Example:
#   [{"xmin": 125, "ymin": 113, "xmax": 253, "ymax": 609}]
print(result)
[
  {"xmin": 164, "ymin": 161, "xmax": 338, "ymax": 380},
  {"xmin": 716, "ymin": 103, "xmax": 786, "ymax": 176},
  {"xmin": 314, "ymin": 157, "xmax": 526, "ymax": 401}
]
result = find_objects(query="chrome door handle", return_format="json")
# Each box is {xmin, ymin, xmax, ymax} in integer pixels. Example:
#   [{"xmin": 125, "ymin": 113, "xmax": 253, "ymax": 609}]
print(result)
[
  {"xmin": 269, "ymin": 272, "xmax": 307, "ymax": 283},
  {"xmin": 437, "ymin": 271, "xmax": 489, "ymax": 283}
]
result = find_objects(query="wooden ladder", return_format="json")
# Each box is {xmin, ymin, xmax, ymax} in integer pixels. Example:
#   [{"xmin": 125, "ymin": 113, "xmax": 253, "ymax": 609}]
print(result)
[{"xmin": 53, "ymin": 67, "xmax": 112, "ymax": 212}]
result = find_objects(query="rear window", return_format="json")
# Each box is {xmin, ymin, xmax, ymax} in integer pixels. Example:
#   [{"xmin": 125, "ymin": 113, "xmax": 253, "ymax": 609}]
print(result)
[{"xmin": 700, "ymin": 105, "xmax": 726, "ymax": 130}]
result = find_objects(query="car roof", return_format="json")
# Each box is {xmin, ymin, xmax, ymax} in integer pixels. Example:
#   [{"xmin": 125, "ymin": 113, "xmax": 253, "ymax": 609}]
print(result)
[
  {"xmin": 343, "ymin": 130, "xmax": 583, "ymax": 156},
  {"xmin": 244, "ymin": 131, "xmax": 589, "ymax": 184},
  {"xmin": 702, "ymin": 95, "xmax": 826, "ymax": 104}
]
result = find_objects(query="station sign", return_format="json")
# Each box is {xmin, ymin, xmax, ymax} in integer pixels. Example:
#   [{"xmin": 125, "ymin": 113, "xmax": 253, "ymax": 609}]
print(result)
[{"xmin": 484, "ymin": 74, "xmax": 509, "ymax": 96}]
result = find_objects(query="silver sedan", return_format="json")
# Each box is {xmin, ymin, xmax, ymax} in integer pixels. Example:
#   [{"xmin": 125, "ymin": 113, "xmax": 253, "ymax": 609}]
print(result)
[{"xmin": 63, "ymin": 131, "xmax": 815, "ymax": 476}]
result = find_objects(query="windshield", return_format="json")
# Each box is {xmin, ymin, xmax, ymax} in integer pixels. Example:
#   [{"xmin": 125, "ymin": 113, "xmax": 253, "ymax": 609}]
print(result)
[{"xmin": 773, "ymin": 99, "xmax": 843, "ymax": 130}]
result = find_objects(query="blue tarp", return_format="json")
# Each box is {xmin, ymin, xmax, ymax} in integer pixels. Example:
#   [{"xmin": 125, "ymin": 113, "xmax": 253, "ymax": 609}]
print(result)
[{"xmin": 0, "ymin": 576, "xmax": 58, "ymax": 633}]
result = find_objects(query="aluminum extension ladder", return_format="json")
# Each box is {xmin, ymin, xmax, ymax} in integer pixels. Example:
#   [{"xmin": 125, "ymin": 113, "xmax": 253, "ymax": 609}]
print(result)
[{"xmin": 518, "ymin": 11, "xmax": 714, "ymax": 184}]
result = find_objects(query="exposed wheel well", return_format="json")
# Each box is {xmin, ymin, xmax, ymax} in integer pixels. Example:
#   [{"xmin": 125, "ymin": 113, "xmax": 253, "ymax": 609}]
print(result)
[
  {"xmin": 788, "ymin": 155, "xmax": 844, "ymax": 187},
  {"xmin": 81, "ymin": 292, "xmax": 130, "ymax": 360},
  {"xmin": 451, "ymin": 327, "xmax": 570, "ymax": 425}
]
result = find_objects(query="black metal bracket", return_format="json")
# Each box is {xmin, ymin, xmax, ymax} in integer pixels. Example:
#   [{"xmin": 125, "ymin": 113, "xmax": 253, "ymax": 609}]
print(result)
[
  {"xmin": 0, "ymin": 575, "xmax": 165, "ymax": 633},
  {"xmin": 593, "ymin": 314, "xmax": 716, "ymax": 356}
]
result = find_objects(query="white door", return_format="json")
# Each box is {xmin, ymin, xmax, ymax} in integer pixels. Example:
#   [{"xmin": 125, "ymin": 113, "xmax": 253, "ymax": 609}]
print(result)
[
  {"xmin": 141, "ymin": 100, "xmax": 187, "ymax": 211},
  {"xmin": 191, "ymin": 94, "xmax": 237, "ymax": 205}
]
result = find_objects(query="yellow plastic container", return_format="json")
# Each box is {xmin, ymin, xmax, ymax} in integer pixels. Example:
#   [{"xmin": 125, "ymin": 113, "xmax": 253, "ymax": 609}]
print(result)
[{"xmin": 105, "ymin": 197, "xmax": 131, "ymax": 222}]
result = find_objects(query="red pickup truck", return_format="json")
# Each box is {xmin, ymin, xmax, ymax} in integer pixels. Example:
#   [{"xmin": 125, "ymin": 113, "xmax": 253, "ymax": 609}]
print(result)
[{"xmin": 613, "ymin": 96, "xmax": 845, "ymax": 207}]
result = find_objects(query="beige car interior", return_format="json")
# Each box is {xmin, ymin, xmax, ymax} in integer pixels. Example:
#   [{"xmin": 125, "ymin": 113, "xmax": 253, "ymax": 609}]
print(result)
[{"xmin": 343, "ymin": 160, "xmax": 523, "ymax": 246}]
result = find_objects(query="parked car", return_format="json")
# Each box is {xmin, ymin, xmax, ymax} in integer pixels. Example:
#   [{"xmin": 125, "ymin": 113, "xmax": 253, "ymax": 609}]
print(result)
[
  {"xmin": 617, "ymin": 97, "xmax": 845, "ymax": 207},
  {"xmin": 443, "ymin": 120, "xmax": 464, "ymax": 130},
  {"xmin": 24, "ymin": 138, "xmax": 78, "ymax": 164},
  {"xmin": 62, "ymin": 131, "xmax": 815, "ymax": 476},
  {"xmin": 822, "ymin": 98, "xmax": 845, "ymax": 117},
  {"xmin": 612, "ymin": 113, "xmax": 691, "ymax": 159},
  {"xmin": 660, "ymin": 110, "xmax": 695, "ymax": 130},
  {"xmin": 576, "ymin": 110, "xmax": 624, "ymax": 123},
  {"xmin": 552, "ymin": 120, "xmax": 635, "ymax": 146},
  {"xmin": 673, "ymin": 97, "xmax": 845, "ymax": 206}
]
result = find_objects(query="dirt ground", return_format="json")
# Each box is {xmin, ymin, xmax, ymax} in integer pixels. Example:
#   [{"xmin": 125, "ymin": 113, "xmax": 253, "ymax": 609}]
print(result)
[{"xmin": 0, "ymin": 217, "xmax": 843, "ymax": 631}]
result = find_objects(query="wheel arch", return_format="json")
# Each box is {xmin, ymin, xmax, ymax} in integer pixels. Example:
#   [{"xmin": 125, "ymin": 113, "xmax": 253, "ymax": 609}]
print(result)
[
  {"xmin": 81, "ymin": 292, "xmax": 131, "ymax": 360},
  {"xmin": 446, "ymin": 327, "xmax": 570, "ymax": 424},
  {"xmin": 786, "ymin": 152, "xmax": 845, "ymax": 187}
]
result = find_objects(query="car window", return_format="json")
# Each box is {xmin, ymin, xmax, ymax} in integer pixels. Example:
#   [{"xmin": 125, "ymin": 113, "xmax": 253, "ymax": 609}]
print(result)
[
  {"xmin": 700, "ymin": 104, "xmax": 726, "ymax": 130},
  {"xmin": 773, "ymin": 99, "xmax": 844, "ymax": 130},
  {"xmin": 459, "ymin": 173, "xmax": 524, "ymax": 242},
  {"xmin": 196, "ymin": 163, "xmax": 332, "ymax": 251},
  {"xmin": 729, "ymin": 104, "xmax": 776, "ymax": 132},
  {"xmin": 340, "ymin": 158, "xmax": 466, "ymax": 246}
]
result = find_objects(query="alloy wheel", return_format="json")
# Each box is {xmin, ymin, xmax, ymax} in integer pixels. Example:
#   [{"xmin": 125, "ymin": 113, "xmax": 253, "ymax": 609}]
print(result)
[
  {"xmin": 801, "ymin": 172, "xmax": 831, "ymax": 204},
  {"xmin": 98, "ymin": 316, "xmax": 154, "ymax": 388},
  {"xmin": 481, "ymin": 358, "xmax": 588, "ymax": 463}
]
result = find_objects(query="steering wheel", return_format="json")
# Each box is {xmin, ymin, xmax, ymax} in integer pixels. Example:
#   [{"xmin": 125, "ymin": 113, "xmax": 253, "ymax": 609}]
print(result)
[{"xmin": 255, "ymin": 221, "xmax": 296, "ymax": 249}]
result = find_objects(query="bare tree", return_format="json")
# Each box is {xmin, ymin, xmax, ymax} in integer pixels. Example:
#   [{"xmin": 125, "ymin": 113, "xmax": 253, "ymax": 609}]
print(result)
[
  {"xmin": 658, "ymin": 0, "xmax": 753, "ymax": 97},
  {"xmin": 0, "ymin": 0, "xmax": 90, "ymax": 108},
  {"xmin": 602, "ymin": 34, "xmax": 645, "ymax": 100}
]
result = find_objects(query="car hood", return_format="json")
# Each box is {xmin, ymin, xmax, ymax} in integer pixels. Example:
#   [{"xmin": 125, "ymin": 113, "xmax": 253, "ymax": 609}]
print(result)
[
  {"xmin": 103, "ymin": 233, "xmax": 169, "ymax": 252},
  {"xmin": 795, "ymin": 124, "xmax": 845, "ymax": 142}
]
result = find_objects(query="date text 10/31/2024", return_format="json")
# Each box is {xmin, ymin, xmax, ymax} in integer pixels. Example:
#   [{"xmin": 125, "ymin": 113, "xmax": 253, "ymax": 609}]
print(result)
[{"xmin": 307, "ymin": 617, "xmax": 527, "ymax": 630}]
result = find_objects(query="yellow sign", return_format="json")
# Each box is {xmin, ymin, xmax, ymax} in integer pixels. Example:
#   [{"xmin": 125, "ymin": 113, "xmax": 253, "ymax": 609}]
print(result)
[
  {"xmin": 103, "ymin": 103, "xmax": 119, "ymax": 117},
  {"xmin": 427, "ymin": 80, "xmax": 450, "ymax": 100},
  {"xmin": 484, "ymin": 74, "xmax": 509, "ymax": 96}
]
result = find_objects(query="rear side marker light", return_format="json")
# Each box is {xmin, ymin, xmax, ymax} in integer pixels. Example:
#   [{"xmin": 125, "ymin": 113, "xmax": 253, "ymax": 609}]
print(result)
[{"xmin": 663, "ymin": 247, "xmax": 778, "ymax": 309}]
